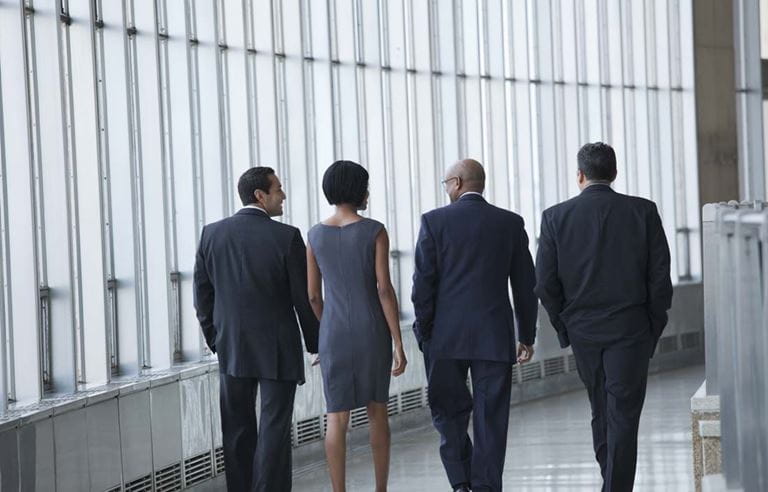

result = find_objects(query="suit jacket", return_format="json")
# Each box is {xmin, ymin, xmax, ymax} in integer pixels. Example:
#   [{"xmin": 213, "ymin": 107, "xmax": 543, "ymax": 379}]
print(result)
[
  {"xmin": 411, "ymin": 194, "xmax": 538, "ymax": 362},
  {"xmin": 193, "ymin": 208, "xmax": 319, "ymax": 382},
  {"xmin": 534, "ymin": 184, "xmax": 673, "ymax": 349}
]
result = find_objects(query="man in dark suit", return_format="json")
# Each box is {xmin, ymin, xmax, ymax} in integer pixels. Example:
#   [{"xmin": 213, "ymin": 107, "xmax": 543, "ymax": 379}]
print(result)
[
  {"xmin": 412, "ymin": 159, "xmax": 538, "ymax": 492},
  {"xmin": 193, "ymin": 167, "xmax": 319, "ymax": 492},
  {"xmin": 535, "ymin": 142, "xmax": 673, "ymax": 491}
]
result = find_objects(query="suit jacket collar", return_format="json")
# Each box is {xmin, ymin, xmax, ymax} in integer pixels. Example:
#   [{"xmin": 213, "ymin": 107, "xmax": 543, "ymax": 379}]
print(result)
[
  {"xmin": 458, "ymin": 193, "xmax": 486, "ymax": 203},
  {"xmin": 236, "ymin": 208, "xmax": 270, "ymax": 218},
  {"xmin": 580, "ymin": 183, "xmax": 614, "ymax": 195}
]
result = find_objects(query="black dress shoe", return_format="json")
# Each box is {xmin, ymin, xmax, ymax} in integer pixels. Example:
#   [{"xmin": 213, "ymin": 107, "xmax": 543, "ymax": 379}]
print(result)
[{"xmin": 453, "ymin": 484, "xmax": 470, "ymax": 492}]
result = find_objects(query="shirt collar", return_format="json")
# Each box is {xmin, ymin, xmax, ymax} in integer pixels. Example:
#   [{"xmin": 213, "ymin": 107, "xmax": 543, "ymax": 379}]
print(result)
[
  {"xmin": 243, "ymin": 204, "xmax": 270, "ymax": 216},
  {"xmin": 459, "ymin": 191, "xmax": 484, "ymax": 199}
]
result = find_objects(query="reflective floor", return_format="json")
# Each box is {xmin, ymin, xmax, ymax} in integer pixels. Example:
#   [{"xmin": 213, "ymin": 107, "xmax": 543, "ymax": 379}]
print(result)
[{"xmin": 195, "ymin": 364, "xmax": 703, "ymax": 491}]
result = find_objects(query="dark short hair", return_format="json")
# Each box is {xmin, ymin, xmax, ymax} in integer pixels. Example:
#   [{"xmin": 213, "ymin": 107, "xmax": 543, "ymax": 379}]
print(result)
[
  {"xmin": 238, "ymin": 167, "xmax": 275, "ymax": 206},
  {"xmin": 322, "ymin": 160, "xmax": 369, "ymax": 207},
  {"xmin": 577, "ymin": 142, "xmax": 617, "ymax": 182}
]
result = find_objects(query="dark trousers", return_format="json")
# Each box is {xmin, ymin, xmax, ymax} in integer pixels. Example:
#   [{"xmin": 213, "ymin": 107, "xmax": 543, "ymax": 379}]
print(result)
[
  {"xmin": 219, "ymin": 373, "xmax": 297, "ymax": 492},
  {"xmin": 570, "ymin": 335, "xmax": 653, "ymax": 492},
  {"xmin": 425, "ymin": 354, "xmax": 513, "ymax": 492}
]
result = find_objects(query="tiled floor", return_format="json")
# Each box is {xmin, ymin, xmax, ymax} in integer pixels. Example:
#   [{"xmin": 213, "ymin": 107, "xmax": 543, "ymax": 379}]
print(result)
[{"xmin": 194, "ymin": 364, "xmax": 703, "ymax": 491}]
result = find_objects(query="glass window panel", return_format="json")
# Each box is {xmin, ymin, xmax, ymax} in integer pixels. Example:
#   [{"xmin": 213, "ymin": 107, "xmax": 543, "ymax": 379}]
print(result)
[
  {"xmin": 250, "ymin": 0, "xmax": 273, "ymax": 52},
  {"xmin": 338, "ymin": 66, "xmax": 360, "ymax": 160},
  {"xmin": 284, "ymin": 60, "xmax": 310, "ymax": 232},
  {"xmin": 101, "ymin": 0, "xmax": 141, "ymax": 375},
  {"xmin": 333, "ymin": 0, "xmax": 355, "ymax": 63},
  {"xmin": 514, "ymin": 82, "xmax": 535, "ymax": 230},
  {"xmin": 196, "ymin": 0, "xmax": 225, "ymax": 223},
  {"xmin": 634, "ymin": 90, "xmax": 652, "ymax": 199},
  {"xmin": 34, "ymin": 2, "xmax": 78, "ymax": 392},
  {"xmin": 512, "ymin": 0, "xmax": 529, "ymax": 79},
  {"xmin": 439, "ymin": 75, "xmax": 460, "ymax": 182},
  {"xmin": 606, "ymin": 0, "xmax": 624, "ymax": 86},
  {"xmin": 463, "ymin": 78, "xmax": 483, "ymax": 160},
  {"xmin": 166, "ymin": 0, "xmax": 201, "ymax": 362},
  {"xmin": 461, "ymin": 0, "xmax": 479, "ymax": 76},
  {"xmin": 631, "ymin": 0, "xmax": 648, "ymax": 86},
  {"xmin": 436, "ymin": 0, "xmax": 455, "ymax": 73},
  {"xmin": 536, "ymin": 84, "xmax": 559, "ymax": 208},
  {"xmin": 360, "ymin": 0, "xmax": 381, "ymax": 65},
  {"xmin": 415, "ymin": 74, "xmax": 437, "ymax": 210},
  {"xmin": 68, "ymin": 0, "xmax": 108, "ymax": 385},
  {"xmin": 386, "ymin": 0, "xmax": 406, "ymax": 69},
  {"xmin": 388, "ymin": 72, "xmax": 415, "ymax": 314},
  {"xmin": 563, "ymin": 84, "xmax": 582, "ymax": 198},
  {"xmin": 553, "ymin": 83, "xmax": 569, "ymax": 201},
  {"xmin": 559, "ymin": 0, "xmax": 578, "ymax": 83},
  {"xmin": 411, "ymin": 0, "xmax": 432, "ymax": 72},
  {"xmin": 609, "ymin": 88, "xmax": 627, "ymax": 193},
  {"xmin": 654, "ymin": 0, "xmax": 671, "ymax": 88},
  {"xmin": 533, "ymin": 0, "xmax": 554, "ymax": 82},
  {"xmin": 490, "ymin": 80, "xmax": 510, "ymax": 208},
  {"xmin": 225, "ymin": 0, "xmax": 250, "ymax": 183},
  {"xmin": 583, "ymin": 0, "xmax": 601, "ymax": 84},
  {"xmin": 135, "ymin": 0, "xmax": 172, "ymax": 369},
  {"xmin": 0, "ymin": 2, "xmax": 40, "ymax": 403},
  {"xmin": 363, "ymin": 68, "xmax": 387, "ymax": 223},
  {"xmin": 282, "ymin": 0, "xmax": 303, "ymax": 57}
]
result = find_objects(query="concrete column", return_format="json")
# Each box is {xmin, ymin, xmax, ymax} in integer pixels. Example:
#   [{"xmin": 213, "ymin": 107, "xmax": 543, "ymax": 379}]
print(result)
[{"xmin": 693, "ymin": 0, "xmax": 741, "ymax": 204}]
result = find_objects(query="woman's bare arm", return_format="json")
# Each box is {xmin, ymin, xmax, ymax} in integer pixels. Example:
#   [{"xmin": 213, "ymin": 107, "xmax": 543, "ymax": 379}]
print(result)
[
  {"xmin": 374, "ymin": 227, "xmax": 407, "ymax": 376},
  {"xmin": 307, "ymin": 243, "xmax": 324, "ymax": 322}
]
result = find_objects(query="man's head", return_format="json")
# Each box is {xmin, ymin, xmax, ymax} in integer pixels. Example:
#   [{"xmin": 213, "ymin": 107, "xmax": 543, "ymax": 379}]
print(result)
[
  {"xmin": 237, "ymin": 167, "xmax": 286, "ymax": 216},
  {"xmin": 322, "ymin": 160, "xmax": 370, "ymax": 210},
  {"xmin": 442, "ymin": 159, "xmax": 486, "ymax": 203},
  {"xmin": 577, "ymin": 142, "xmax": 617, "ymax": 190}
]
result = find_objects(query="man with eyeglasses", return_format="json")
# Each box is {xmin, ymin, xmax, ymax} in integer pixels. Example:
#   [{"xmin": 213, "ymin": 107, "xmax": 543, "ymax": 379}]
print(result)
[{"xmin": 412, "ymin": 159, "xmax": 538, "ymax": 492}]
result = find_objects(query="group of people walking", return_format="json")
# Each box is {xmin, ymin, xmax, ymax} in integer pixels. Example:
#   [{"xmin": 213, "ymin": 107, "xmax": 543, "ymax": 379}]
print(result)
[{"xmin": 193, "ymin": 142, "xmax": 673, "ymax": 492}]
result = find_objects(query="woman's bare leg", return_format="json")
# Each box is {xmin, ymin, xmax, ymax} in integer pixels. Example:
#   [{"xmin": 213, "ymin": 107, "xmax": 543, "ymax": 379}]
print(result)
[
  {"xmin": 325, "ymin": 411, "xmax": 350, "ymax": 492},
  {"xmin": 367, "ymin": 402, "xmax": 391, "ymax": 492}
]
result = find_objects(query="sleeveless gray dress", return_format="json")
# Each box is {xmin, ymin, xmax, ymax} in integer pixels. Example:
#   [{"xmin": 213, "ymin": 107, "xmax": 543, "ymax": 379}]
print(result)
[{"xmin": 308, "ymin": 218, "xmax": 393, "ymax": 412}]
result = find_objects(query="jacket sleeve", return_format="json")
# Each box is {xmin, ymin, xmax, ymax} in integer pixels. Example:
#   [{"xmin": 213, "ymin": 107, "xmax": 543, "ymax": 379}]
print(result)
[
  {"xmin": 411, "ymin": 214, "xmax": 438, "ymax": 343},
  {"xmin": 193, "ymin": 226, "xmax": 216, "ymax": 353},
  {"xmin": 534, "ymin": 212, "xmax": 570, "ymax": 348},
  {"xmin": 646, "ymin": 204, "xmax": 673, "ymax": 342},
  {"xmin": 287, "ymin": 229, "xmax": 320, "ymax": 353},
  {"xmin": 510, "ymin": 218, "xmax": 538, "ymax": 346}
]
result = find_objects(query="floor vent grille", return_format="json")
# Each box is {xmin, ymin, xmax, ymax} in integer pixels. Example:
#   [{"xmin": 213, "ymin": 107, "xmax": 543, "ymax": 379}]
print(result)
[
  {"xmin": 183, "ymin": 451, "xmax": 213, "ymax": 488},
  {"xmin": 350, "ymin": 407, "xmax": 369, "ymax": 428},
  {"xmin": 521, "ymin": 361, "xmax": 542, "ymax": 382},
  {"xmin": 511, "ymin": 365, "xmax": 520, "ymax": 384},
  {"xmin": 214, "ymin": 446, "xmax": 225, "ymax": 476},
  {"xmin": 658, "ymin": 336, "xmax": 678, "ymax": 354},
  {"xmin": 567, "ymin": 354, "xmax": 578, "ymax": 373},
  {"xmin": 155, "ymin": 462, "xmax": 182, "ymax": 492},
  {"xmin": 543, "ymin": 357, "xmax": 565, "ymax": 377},
  {"xmin": 681, "ymin": 332, "xmax": 700, "ymax": 350},
  {"xmin": 400, "ymin": 388, "xmax": 424, "ymax": 413},
  {"xmin": 125, "ymin": 473, "xmax": 153, "ymax": 492},
  {"xmin": 295, "ymin": 417, "xmax": 323, "ymax": 446},
  {"xmin": 387, "ymin": 394, "xmax": 400, "ymax": 416},
  {"xmin": 105, "ymin": 485, "xmax": 122, "ymax": 492}
]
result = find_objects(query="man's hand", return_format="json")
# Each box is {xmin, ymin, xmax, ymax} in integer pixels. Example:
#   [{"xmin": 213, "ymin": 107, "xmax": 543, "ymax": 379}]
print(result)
[
  {"xmin": 517, "ymin": 343, "xmax": 534, "ymax": 364},
  {"xmin": 311, "ymin": 354, "xmax": 320, "ymax": 366}
]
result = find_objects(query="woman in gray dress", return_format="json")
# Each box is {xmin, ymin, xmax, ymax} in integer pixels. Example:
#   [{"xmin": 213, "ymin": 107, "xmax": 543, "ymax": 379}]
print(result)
[{"xmin": 307, "ymin": 160, "xmax": 407, "ymax": 492}]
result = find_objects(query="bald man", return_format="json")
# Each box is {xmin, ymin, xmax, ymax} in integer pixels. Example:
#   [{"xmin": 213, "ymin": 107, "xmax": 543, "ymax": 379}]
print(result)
[{"xmin": 412, "ymin": 159, "xmax": 538, "ymax": 492}]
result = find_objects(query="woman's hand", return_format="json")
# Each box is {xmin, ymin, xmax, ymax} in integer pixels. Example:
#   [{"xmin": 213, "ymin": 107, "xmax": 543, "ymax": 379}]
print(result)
[
  {"xmin": 311, "ymin": 354, "xmax": 321, "ymax": 366},
  {"xmin": 391, "ymin": 343, "xmax": 407, "ymax": 376}
]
